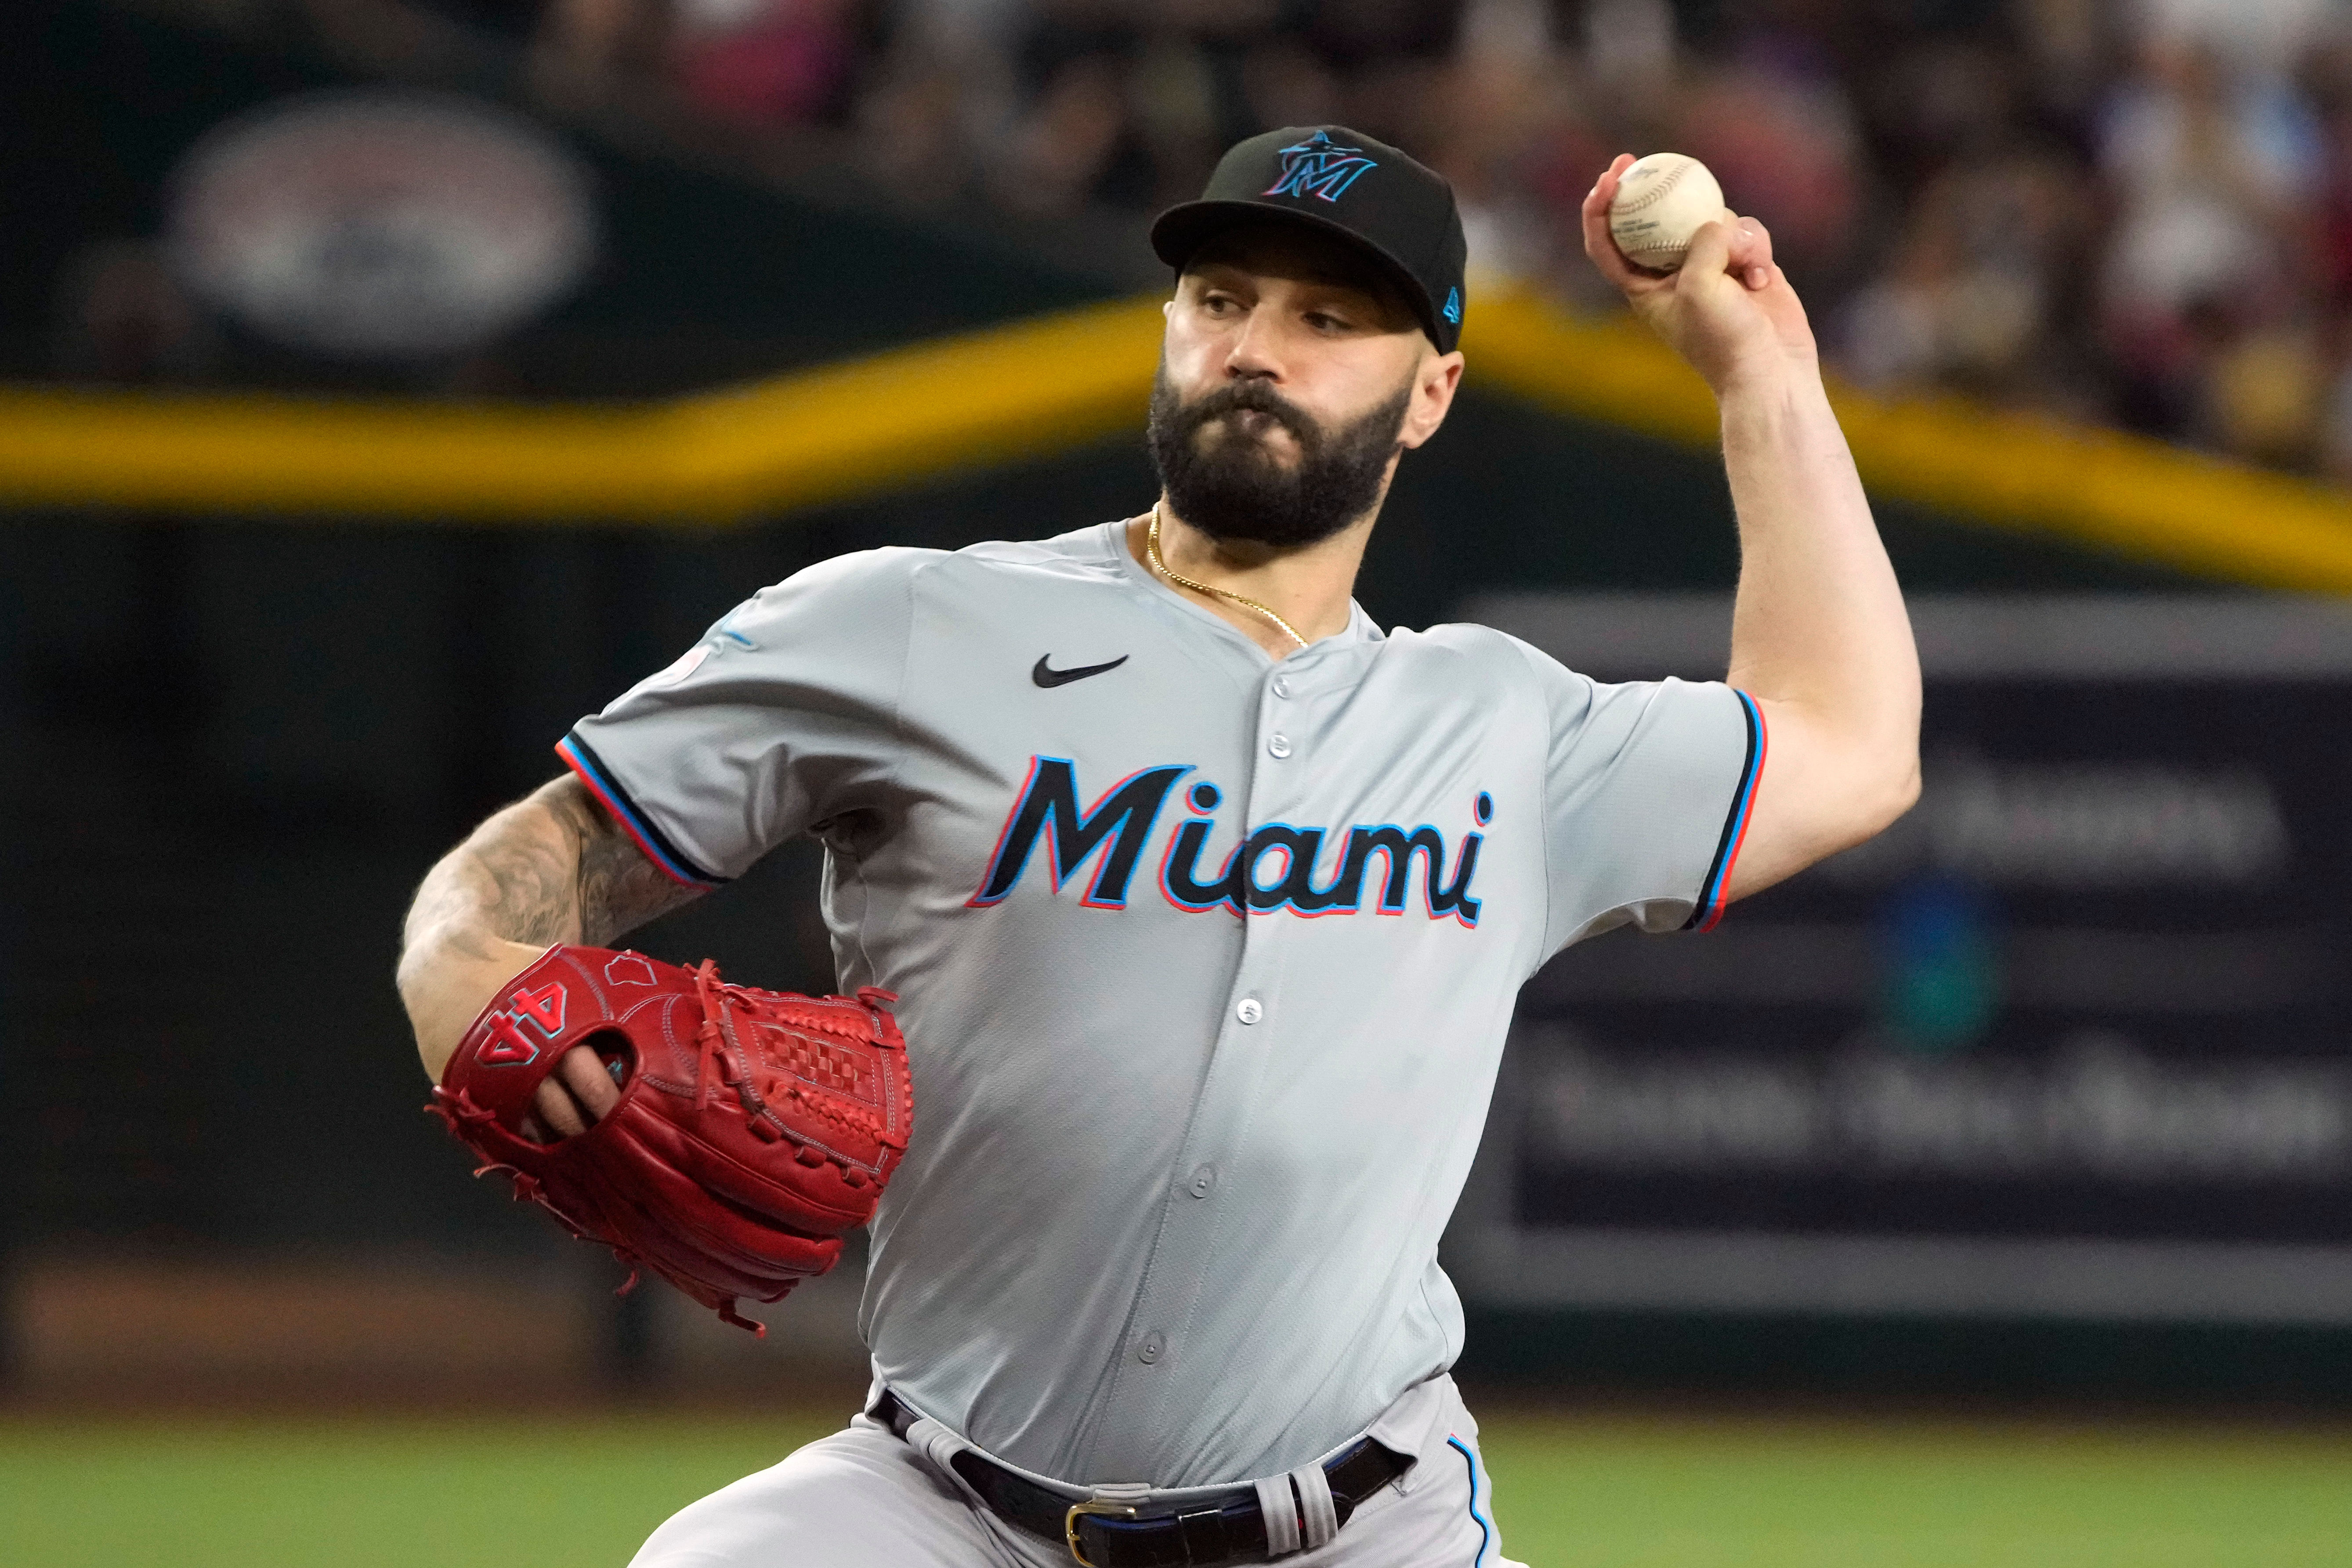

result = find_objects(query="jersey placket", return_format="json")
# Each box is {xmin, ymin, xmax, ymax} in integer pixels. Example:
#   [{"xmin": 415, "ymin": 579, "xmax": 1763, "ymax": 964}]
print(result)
[{"xmin": 1089, "ymin": 645, "xmax": 1342, "ymax": 1472}]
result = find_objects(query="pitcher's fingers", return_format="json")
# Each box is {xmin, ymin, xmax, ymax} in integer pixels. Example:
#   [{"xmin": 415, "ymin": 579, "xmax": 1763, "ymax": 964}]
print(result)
[
  {"xmin": 1729, "ymin": 215, "xmax": 1776, "ymax": 288},
  {"xmin": 557, "ymin": 1043, "xmax": 623, "ymax": 1121},
  {"xmin": 1580, "ymin": 154, "xmax": 1643, "ymax": 282},
  {"xmin": 1681, "ymin": 214, "xmax": 1738, "ymax": 284},
  {"xmin": 533, "ymin": 1075, "xmax": 591, "ymax": 1139}
]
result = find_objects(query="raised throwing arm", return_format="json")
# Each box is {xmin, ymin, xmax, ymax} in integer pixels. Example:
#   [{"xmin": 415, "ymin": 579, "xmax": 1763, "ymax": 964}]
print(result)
[
  {"xmin": 1582, "ymin": 154, "xmax": 1922, "ymax": 902},
  {"xmin": 397, "ymin": 775, "xmax": 703, "ymax": 1126}
]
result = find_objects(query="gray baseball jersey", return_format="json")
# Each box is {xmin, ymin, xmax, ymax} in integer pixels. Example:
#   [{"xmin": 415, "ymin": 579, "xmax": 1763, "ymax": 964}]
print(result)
[{"xmin": 559, "ymin": 521, "xmax": 1762, "ymax": 1489}]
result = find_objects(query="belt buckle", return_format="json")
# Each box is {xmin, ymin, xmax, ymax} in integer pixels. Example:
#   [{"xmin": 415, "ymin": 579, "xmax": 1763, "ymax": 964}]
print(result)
[{"xmin": 1064, "ymin": 1500, "xmax": 1138, "ymax": 1567}]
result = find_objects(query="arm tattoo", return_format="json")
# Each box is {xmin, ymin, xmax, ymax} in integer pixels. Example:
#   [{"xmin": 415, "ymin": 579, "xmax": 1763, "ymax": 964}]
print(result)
[
  {"xmin": 411, "ymin": 776, "xmax": 701, "ymax": 960},
  {"xmin": 549, "ymin": 779, "xmax": 702, "ymax": 945}
]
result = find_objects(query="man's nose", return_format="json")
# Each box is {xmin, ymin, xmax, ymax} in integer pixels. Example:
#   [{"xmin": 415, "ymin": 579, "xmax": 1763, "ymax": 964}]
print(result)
[{"xmin": 1222, "ymin": 309, "xmax": 1285, "ymax": 381}]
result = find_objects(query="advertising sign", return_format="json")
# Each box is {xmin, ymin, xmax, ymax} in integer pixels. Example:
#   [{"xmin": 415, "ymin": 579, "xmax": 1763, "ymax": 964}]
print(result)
[
  {"xmin": 1449, "ymin": 594, "xmax": 2352, "ymax": 1323},
  {"xmin": 167, "ymin": 90, "xmax": 596, "ymax": 361}
]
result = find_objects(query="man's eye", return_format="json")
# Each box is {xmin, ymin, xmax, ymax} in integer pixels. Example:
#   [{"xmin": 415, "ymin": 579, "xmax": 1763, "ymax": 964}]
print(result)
[
  {"xmin": 1306, "ymin": 312, "xmax": 1348, "ymax": 331},
  {"xmin": 1203, "ymin": 294, "xmax": 1238, "ymax": 314}
]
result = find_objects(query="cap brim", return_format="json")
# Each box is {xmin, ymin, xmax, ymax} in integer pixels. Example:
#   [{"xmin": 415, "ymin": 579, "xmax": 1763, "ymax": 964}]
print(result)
[{"xmin": 1149, "ymin": 199, "xmax": 1442, "ymax": 348}]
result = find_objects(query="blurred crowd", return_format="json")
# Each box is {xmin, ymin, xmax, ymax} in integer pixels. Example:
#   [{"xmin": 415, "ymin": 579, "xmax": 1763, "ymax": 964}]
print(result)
[
  {"xmin": 108, "ymin": 0, "xmax": 2352, "ymax": 477},
  {"xmin": 394, "ymin": 0, "xmax": 2352, "ymax": 476}
]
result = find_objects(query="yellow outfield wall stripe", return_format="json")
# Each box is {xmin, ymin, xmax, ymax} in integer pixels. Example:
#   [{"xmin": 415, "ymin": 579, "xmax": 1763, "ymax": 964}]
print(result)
[
  {"xmin": 0, "ymin": 297, "xmax": 1169, "ymax": 523},
  {"xmin": 6, "ymin": 286, "xmax": 2352, "ymax": 591},
  {"xmin": 1462, "ymin": 295, "xmax": 2352, "ymax": 594}
]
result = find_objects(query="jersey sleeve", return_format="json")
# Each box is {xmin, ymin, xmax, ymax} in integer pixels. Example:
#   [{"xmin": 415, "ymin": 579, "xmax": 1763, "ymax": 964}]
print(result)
[
  {"xmin": 1520, "ymin": 642, "xmax": 1766, "ymax": 953},
  {"xmin": 557, "ymin": 548, "xmax": 923, "ymax": 887}
]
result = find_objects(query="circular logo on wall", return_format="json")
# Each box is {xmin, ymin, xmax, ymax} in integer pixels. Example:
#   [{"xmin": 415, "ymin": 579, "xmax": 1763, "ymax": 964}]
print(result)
[{"xmin": 166, "ymin": 89, "xmax": 597, "ymax": 361}]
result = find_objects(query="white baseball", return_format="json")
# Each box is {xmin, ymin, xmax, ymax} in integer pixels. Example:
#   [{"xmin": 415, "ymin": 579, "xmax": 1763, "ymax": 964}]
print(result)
[{"xmin": 1607, "ymin": 153, "xmax": 1731, "ymax": 273}]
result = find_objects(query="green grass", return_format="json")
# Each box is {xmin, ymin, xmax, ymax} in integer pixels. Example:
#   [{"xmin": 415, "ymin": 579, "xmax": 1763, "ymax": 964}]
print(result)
[
  {"xmin": 3, "ymin": 1409, "xmax": 2348, "ymax": 1566},
  {"xmin": 1483, "ymin": 1415, "xmax": 2352, "ymax": 1567}
]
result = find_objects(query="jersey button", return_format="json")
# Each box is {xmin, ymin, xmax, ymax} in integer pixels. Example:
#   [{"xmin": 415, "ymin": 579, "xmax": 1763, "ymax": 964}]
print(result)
[
  {"xmin": 1187, "ymin": 1164, "xmax": 1217, "ymax": 1199},
  {"xmin": 1267, "ymin": 734, "xmax": 1293, "ymax": 759},
  {"xmin": 1270, "ymin": 675, "xmax": 1292, "ymax": 699},
  {"xmin": 1137, "ymin": 1331, "xmax": 1165, "ymax": 1365},
  {"xmin": 1235, "ymin": 997, "xmax": 1263, "ymax": 1025}
]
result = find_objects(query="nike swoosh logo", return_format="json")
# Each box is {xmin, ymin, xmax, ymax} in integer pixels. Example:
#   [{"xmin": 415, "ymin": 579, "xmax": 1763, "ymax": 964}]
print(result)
[{"xmin": 1032, "ymin": 653, "xmax": 1129, "ymax": 688}]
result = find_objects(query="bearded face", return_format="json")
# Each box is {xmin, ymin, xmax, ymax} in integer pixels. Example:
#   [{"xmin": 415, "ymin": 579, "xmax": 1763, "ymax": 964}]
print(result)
[{"xmin": 1146, "ymin": 361, "xmax": 1412, "ymax": 550}]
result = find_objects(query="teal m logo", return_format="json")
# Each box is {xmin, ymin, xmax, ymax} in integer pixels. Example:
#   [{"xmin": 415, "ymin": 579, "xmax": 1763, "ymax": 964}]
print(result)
[{"xmin": 1263, "ymin": 130, "xmax": 1379, "ymax": 202}]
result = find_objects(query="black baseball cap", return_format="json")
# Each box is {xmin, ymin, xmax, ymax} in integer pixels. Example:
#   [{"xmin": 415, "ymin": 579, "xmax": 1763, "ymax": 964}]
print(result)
[{"xmin": 1150, "ymin": 126, "xmax": 1468, "ymax": 355}]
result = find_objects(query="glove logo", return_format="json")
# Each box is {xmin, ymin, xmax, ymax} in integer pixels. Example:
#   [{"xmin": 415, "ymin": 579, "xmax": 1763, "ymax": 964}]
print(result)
[{"xmin": 605, "ymin": 952, "xmax": 657, "ymax": 986}]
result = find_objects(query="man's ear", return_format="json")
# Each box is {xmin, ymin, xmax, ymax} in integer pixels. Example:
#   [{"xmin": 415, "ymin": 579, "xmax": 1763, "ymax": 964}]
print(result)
[{"xmin": 1398, "ymin": 350, "xmax": 1465, "ymax": 451}]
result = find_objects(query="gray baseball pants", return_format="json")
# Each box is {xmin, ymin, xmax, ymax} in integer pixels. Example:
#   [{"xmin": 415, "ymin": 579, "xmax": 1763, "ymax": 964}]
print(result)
[{"xmin": 629, "ymin": 1374, "xmax": 1522, "ymax": 1568}]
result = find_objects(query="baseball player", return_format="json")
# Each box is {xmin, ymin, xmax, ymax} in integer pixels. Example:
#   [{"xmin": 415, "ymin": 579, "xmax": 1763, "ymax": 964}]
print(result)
[{"xmin": 398, "ymin": 128, "xmax": 1920, "ymax": 1567}]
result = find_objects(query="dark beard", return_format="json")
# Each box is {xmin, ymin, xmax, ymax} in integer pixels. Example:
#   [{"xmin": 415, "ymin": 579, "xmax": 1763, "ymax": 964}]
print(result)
[{"xmin": 1146, "ymin": 365, "xmax": 1411, "ymax": 550}]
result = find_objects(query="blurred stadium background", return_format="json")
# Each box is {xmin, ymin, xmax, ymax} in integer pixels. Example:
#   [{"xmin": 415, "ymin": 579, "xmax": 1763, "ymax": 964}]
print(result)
[{"xmin": 7, "ymin": 0, "xmax": 2352, "ymax": 1561}]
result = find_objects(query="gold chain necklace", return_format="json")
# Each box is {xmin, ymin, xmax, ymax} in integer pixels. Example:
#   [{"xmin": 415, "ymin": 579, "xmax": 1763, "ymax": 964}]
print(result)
[{"xmin": 1146, "ymin": 503, "xmax": 1308, "ymax": 649}]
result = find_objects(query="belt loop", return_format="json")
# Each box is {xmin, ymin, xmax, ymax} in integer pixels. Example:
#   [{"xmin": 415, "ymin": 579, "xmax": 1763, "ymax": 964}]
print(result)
[
  {"xmin": 1289, "ymin": 1463, "xmax": 1337, "ymax": 1550},
  {"xmin": 906, "ymin": 1416, "xmax": 979, "ymax": 1494},
  {"xmin": 1254, "ymin": 1474, "xmax": 1302, "ymax": 1557}
]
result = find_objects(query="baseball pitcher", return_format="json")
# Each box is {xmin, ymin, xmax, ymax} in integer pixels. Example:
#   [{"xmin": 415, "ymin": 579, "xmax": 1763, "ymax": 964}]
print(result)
[{"xmin": 398, "ymin": 128, "xmax": 1921, "ymax": 1567}]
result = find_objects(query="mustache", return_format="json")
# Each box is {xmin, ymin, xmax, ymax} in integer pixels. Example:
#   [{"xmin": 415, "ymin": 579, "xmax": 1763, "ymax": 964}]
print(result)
[{"xmin": 1174, "ymin": 380, "xmax": 1316, "ymax": 446}]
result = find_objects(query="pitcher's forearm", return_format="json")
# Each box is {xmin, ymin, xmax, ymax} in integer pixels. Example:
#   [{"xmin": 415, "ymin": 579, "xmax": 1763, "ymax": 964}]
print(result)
[
  {"xmin": 1715, "ymin": 364, "xmax": 1921, "ymax": 890},
  {"xmin": 400, "ymin": 934, "xmax": 553, "ymax": 1080},
  {"xmin": 1719, "ymin": 369, "xmax": 1920, "ymax": 801},
  {"xmin": 1718, "ymin": 366, "xmax": 1913, "ymax": 724},
  {"xmin": 404, "ymin": 786, "xmax": 593, "ymax": 958},
  {"xmin": 397, "ymin": 776, "xmax": 700, "ymax": 1077},
  {"xmin": 398, "ymin": 788, "xmax": 584, "ymax": 1076}
]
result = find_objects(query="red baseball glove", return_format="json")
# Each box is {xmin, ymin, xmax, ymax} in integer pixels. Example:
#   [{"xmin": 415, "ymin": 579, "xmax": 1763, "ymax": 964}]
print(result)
[{"xmin": 428, "ymin": 945, "xmax": 912, "ymax": 1334}]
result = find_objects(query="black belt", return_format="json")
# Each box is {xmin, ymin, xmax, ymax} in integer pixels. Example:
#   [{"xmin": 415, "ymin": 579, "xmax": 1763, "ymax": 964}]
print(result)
[{"xmin": 872, "ymin": 1391, "xmax": 1410, "ymax": 1568}]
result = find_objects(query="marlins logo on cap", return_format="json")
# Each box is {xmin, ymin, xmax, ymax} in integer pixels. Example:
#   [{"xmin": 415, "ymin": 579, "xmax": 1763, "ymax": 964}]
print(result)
[{"xmin": 1263, "ymin": 131, "xmax": 1379, "ymax": 203}]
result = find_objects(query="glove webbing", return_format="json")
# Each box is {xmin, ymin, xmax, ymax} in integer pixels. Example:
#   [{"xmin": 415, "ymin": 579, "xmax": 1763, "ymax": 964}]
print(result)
[{"xmin": 693, "ymin": 961, "xmax": 882, "ymax": 1177}]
